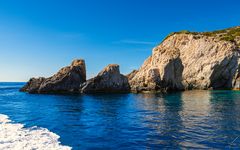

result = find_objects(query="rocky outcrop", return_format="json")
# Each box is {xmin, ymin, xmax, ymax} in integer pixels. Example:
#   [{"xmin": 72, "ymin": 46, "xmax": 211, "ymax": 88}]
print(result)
[
  {"xmin": 21, "ymin": 26, "xmax": 240, "ymax": 94},
  {"xmin": 20, "ymin": 77, "xmax": 45, "ymax": 93},
  {"xmin": 21, "ymin": 61, "xmax": 129, "ymax": 94},
  {"xmin": 126, "ymin": 70, "xmax": 138, "ymax": 81},
  {"xmin": 80, "ymin": 64, "xmax": 130, "ymax": 93},
  {"xmin": 129, "ymin": 27, "xmax": 240, "ymax": 92},
  {"xmin": 20, "ymin": 59, "xmax": 86, "ymax": 94}
]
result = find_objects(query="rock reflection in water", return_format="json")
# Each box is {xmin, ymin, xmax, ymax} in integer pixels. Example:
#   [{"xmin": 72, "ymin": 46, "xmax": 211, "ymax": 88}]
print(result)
[{"xmin": 132, "ymin": 90, "xmax": 240, "ymax": 149}]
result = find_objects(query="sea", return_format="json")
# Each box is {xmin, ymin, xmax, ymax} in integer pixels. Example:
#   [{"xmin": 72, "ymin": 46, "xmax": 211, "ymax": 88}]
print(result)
[{"xmin": 0, "ymin": 82, "xmax": 240, "ymax": 149}]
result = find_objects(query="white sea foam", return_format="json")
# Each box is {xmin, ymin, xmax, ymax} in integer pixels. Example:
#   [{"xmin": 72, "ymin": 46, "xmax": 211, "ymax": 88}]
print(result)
[{"xmin": 0, "ymin": 114, "xmax": 72, "ymax": 150}]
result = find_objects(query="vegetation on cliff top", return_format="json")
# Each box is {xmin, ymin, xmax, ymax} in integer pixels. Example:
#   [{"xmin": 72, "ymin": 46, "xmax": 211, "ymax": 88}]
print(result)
[{"xmin": 163, "ymin": 26, "xmax": 240, "ymax": 47}]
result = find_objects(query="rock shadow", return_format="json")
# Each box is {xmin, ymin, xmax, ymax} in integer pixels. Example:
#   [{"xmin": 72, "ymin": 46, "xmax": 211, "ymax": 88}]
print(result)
[
  {"xmin": 162, "ymin": 57, "xmax": 184, "ymax": 91},
  {"xmin": 209, "ymin": 56, "xmax": 238, "ymax": 89}
]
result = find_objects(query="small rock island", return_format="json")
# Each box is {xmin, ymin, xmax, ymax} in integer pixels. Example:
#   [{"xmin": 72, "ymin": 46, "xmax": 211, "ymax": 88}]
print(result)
[{"xmin": 21, "ymin": 26, "xmax": 240, "ymax": 94}]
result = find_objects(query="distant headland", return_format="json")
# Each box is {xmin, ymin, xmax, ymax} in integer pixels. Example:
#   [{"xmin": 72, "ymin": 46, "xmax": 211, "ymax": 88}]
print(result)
[{"xmin": 21, "ymin": 26, "xmax": 240, "ymax": 94}]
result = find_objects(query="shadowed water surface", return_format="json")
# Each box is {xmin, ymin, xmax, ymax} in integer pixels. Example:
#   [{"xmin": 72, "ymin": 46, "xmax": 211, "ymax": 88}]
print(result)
[{"xmin": 0, "ymin": 82, "xmax": 240, "ymax": 149}]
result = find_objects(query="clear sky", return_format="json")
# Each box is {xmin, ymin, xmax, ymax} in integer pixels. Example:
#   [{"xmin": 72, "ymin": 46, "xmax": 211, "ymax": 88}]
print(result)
[{"xmin": 0, "ymin": 0, "xmax": 239, "ymax": 82}]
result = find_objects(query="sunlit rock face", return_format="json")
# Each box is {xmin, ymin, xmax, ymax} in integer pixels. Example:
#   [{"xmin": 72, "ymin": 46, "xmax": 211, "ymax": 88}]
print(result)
[
  {"xmin": 129, "ymin": 32, "xmax": 240, "ymax": 92},
  {"xmin": 21, "ymin": 27, "xmax": 240, "ymax": 94},
  {"xmin": 80, "ymin": 64, "xmax": 130, "ymax": 93},
  {"xmin": 21, "ymin": 59, "xmax": 86, "ymax": 94},
  {"xmin": 126, "ymin": 70, "xmax": 138, "ymax": 81},
  {"xmin": 20, "ymin": 61, "xmax": 130, "ymax": 94}
]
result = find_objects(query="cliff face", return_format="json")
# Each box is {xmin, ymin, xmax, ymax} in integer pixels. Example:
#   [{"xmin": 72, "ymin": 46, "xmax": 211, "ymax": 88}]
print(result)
[
  {"xmin": 129, "ymin": 27, "xmax": 240, "ymax": 92},
  {"xmin": 21, "ymin": 26, "xmax": 240, "ymax": 94}
]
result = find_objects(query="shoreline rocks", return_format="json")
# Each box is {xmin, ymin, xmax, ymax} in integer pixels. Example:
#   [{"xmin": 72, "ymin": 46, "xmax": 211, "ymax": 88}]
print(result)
[
  {"xmin": 129, "ymin": 32, "xmax": 240, "ymax": 92},
  {"xmin": 80, "ymin": 64, "xmax": 130, "ymax": 93},
  {"xmin": 20, "ymin": 59, "xmax": 86, "ymax": 94},
  {"xmin": 20, "ymin": 77, "xmax": 46, "ymax": 93},
  {"xmin": 21, "ymin": 26, "xmax": 240, "ymax": 94}
]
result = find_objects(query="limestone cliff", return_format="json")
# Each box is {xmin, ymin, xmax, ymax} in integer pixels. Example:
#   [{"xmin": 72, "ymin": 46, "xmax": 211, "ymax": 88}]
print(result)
[
  {"xmin": 21, "ymin": 26, "xmax": 240, "ymax": 94},
  {"xmin": 129, "ymin": 26, "xmax": 240, "ymax": 92}
]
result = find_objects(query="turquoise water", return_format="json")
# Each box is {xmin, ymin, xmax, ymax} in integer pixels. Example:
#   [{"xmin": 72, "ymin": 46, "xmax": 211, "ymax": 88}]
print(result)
[{"xmin": 1, "ymin": 82, "xmax": 240, "ymax": 149}]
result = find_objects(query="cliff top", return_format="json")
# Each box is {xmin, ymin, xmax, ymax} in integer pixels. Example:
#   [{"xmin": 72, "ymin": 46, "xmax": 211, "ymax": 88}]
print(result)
[{"xmin": 164, "ymin": 26, "xmax": 240, "ymax": 47}]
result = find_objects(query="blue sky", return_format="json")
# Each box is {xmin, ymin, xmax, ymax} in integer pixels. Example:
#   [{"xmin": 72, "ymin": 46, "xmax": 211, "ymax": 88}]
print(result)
[{"xmin": 0, "ymin": 0, "xmax": 239, "ymax": 81}]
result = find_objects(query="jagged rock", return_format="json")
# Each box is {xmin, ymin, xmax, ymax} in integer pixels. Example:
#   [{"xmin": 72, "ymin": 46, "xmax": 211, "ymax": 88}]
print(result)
[
  {"xmin": 21, "ymin": 26, "xmax": 240, "ymax": 94},
  {"xmin": 38, "ymin": 59, "xmax": 86, "ymax": 93},
  {"xmin": 126, "ymin": 70, "xmax": 138, "ymax": 81},
  {"xmin": 233, "ymin": 65, "xmax": 240, "ymax": 89},
  {"xmin": 21, "ymin": 59, "xmax": 86, "ymax": 94},
  {"xmin": 80, "ymin": 64, "xmax": 130, "ymax": 93},
  {"xmin": 129, "ymin": 27, "xmax": 240, "ymax": 92},
  {"xmin": 20, "ymin": 77, "xmax": 45, "ymax": 93}
]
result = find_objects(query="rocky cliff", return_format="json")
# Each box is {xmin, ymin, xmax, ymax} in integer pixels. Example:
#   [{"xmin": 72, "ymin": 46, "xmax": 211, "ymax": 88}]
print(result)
[
  {"xmin": 129, "ymin": 26, "xmax": 240, "ymax": 92},
  {"xmin": 21, "ymin": 26, "xmax": 240, "ymax": 94}
]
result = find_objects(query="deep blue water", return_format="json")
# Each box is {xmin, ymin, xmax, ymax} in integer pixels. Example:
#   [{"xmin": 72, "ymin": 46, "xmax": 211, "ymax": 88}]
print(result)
[{"xmin": 1, "ymin": 82, "xmax": 240, "ymax": 149}]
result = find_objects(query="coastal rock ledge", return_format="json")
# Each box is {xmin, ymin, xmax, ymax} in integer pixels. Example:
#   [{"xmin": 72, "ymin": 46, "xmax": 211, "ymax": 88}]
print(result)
[{"xmin": 21, "ymin": 26, "xmax": 240, "ymax": 94}]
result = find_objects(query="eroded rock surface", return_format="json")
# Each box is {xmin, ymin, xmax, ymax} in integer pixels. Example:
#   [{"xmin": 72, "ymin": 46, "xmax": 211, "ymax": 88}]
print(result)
[
  {"xmin": 129, "ymin": 31, "xmax": 240, "ymax": 92},
  {"xmin": 20, "ymin": 77, "xmax": 45, "ymax": 93},
  {"xmin": 21, "ymin": 26, "xmax": 240, "ymax": 94},
  {"xmin": 80, "ymin": 64, "xmax": 130, "ymax": 93},
  {"xmin": 126, "ymin": 70, "xmax": 138, "ymax": 81},
  {"xmin": 20, "ymin": 59, "xmax": 86, "ymax": 93}
]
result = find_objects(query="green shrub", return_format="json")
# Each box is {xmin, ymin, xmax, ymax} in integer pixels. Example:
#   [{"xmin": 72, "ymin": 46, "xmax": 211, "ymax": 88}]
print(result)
[
  {"xmin": 202, "ymin": 32, "xmax": 214, "ymax": 36},
  {"xmin": 178, "ymin": 30, "xmax": 191, "ymax": 34},
  {"xmin": 160, "ymin": 26, "xmax": 240, "ymax": 45},
  {"xmin": 161, "ymin": 32, "xmax": 176, "ymax": 43},
  {"xmin": 220, "ymin": 36, "xmax": 235, "ymax": 42}
]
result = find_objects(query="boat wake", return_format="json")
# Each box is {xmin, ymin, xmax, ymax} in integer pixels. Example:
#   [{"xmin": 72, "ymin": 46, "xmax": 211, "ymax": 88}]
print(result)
[{"xmin": 0, "ymin": 114, "xmax": 71, "ymax": 150}]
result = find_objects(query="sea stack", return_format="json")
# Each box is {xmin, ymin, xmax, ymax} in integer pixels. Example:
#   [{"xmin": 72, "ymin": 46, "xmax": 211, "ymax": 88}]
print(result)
[
  {"xmin": 20, "ymin": 59, "xmax": 86, "ymax": 93},
  {"xmin": 80, "ymin": 64, "xmax": 130, "ymax": 93}
]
